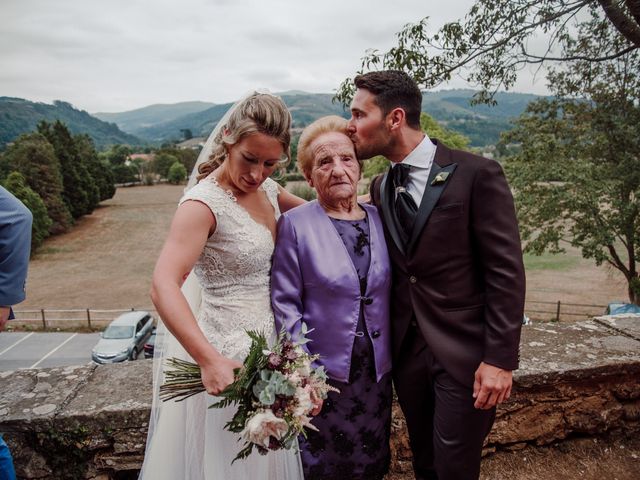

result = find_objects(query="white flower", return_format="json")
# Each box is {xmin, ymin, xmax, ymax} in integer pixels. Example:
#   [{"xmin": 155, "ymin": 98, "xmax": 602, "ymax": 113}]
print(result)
[
  {"xmin": 296, "ymin": 359, "xmax": 312, "ymax": 378},
  {"xmin": 286, "ymin": 371, "xmax": 302, "ymax": 386},
  {"xmin": 293, "ymin": 385, "xmax": 314, "ymax": 417},
  {"xmin": 241, "ymin": 410, "xmax": 289, "ymax": 448}
]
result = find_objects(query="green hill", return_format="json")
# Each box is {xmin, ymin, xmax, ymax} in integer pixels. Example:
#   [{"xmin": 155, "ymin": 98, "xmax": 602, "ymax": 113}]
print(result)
[
  {"xmin": 102, "ymin": 90, "xmax": 540, "ymax": 147},
  {"xmin": 93, "ymin": 101, "xmax": 215, "ymax": 135},
  {"xmin": 421, "ymin": 89, "xmax": 542, "ymax": 146},
  {"xmin": 126, "ymin": 93, "xmax": 350, "ymax": 143},
  {"xmin": 0, "ymin": 97, "xmax": 143, "ymax": 149},
  {"xmin": 1, "ymin": 90, "xmax": 540, "ymax": 150}
]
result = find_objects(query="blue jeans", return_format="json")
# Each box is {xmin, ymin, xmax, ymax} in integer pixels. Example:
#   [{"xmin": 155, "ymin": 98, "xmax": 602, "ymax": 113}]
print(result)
[{"xmin": 0, "ymin": 435, "xmax": 16, "ymax": 480}]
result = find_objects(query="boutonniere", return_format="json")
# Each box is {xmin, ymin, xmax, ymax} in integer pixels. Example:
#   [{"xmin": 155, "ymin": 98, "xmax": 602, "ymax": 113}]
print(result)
[{"xmin": 431, "ymin": 171, "xmax": 450, "ymax": 186}]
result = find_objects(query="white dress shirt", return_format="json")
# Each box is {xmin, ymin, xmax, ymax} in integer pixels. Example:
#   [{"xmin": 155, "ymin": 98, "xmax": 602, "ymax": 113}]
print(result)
[{"xmin": 395, "ymin": 133, "xmax": 437, "ymax": 207}]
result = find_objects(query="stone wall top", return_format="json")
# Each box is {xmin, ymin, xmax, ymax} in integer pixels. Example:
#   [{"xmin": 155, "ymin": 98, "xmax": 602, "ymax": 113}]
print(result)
[{"xmin": 0, "ymin": 316, "xmax": 639, "ymax": 478}]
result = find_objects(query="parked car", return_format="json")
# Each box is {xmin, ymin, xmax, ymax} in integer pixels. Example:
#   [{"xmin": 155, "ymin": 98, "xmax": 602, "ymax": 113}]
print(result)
[
  {"xmin": 604, "ymin": 302, "xmax": 640, "ymax": 315},
  {"xmin": 92, "ymin": 311, "xmax": 154, "ymax": 364},
  {"xmin": 143, "ymin": 328, "xmax": 156, "ymax": 358}
]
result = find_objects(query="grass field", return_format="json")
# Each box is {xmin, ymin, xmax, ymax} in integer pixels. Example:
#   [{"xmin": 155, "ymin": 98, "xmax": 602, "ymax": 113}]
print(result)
[
  {"xmin": 20, "ymin": 184, "xmax": 184, "ymax": 311},
  {"xmin": 17, "ymin": 184, "xmax": 629, "ymax": 320}
]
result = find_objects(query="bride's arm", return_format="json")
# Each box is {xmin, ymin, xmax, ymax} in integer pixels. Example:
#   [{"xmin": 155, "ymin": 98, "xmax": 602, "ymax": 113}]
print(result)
[{"xmin": 151, "ymin": 200, "xmax": 241, "ymax": 395}]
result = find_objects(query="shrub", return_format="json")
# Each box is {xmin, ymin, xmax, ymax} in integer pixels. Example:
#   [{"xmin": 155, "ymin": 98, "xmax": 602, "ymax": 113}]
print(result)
[
  {"xmin": 3, "ymin": 171, "xmax": 52, "ymax": 252},
  {"xmin": 288, "ymin": 183, "xmax": 316, "ymax": 201},
  {"xmin": 167, "ymin": 162, "xmax": 187, "ymax": 184}
]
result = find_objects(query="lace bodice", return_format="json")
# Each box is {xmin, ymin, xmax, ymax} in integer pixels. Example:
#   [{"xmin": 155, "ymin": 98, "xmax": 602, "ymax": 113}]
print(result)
[{"xmin": 179, "ymin": 176, "xmax": 281, "ymax": 360}]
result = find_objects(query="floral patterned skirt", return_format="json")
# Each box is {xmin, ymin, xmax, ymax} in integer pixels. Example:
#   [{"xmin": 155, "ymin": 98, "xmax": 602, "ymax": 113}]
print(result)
[{"xmin": 299, "ymin": 315, "xmax": 392, "ymax": 480}]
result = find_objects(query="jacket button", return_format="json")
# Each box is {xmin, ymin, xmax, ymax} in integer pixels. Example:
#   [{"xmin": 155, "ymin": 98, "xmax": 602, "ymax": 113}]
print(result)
[
  {"xmin": 371, "ymin": 330, "xmax": 381, "ymax": 339},
  {"xmin": 409, "ymin": 276, "xmax": 417, "ymax": 284},
  {"xmin": 363, "ymin": 297, "xmax": 373, "ymax": 305}
]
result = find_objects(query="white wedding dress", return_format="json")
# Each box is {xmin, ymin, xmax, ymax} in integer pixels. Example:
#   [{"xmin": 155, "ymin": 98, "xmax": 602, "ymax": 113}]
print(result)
[{"xmin": 139, "ymin": 176, "xmax": 304, "ymax": 479}]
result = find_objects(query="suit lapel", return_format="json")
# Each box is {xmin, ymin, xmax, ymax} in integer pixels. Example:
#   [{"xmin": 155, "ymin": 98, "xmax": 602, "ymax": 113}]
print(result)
[
  {"xmin": 378, "ymin": 166, "xmax": 406, "ymax": 256},
  {"xmin": 406, "ymin": 143, "xmax": 458, "ymax": 255}
]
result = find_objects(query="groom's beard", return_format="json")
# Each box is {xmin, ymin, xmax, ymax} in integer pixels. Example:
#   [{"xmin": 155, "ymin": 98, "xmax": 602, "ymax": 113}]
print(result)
[{"xmin": 351, "ymin": 127, "xmax": 392, "ymax": 161}]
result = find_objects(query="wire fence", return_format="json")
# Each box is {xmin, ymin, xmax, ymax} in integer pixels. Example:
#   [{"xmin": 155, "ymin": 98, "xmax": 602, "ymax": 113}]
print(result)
[
  {"xmin": 10, "ymin": 308, "xmax": 158, "ymax": 330},
  {"xmin": 525, "ymin": 300, "xmax": 606, "ymax": 322},
  {"xmin": 9, "ymin": 300, "xmax": 607, "ymax": 331}
]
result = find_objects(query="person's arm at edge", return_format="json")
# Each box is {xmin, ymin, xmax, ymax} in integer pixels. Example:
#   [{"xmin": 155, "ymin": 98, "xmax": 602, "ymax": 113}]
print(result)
[{"xmin": 0, "ymin": 187, "xmax": 33, "ymax": 331}]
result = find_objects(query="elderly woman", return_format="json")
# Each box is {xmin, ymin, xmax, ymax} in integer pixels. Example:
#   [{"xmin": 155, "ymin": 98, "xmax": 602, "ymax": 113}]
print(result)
[{"xmin": 271, "ymin": 116, "xmax": 392, "ymax": 480}]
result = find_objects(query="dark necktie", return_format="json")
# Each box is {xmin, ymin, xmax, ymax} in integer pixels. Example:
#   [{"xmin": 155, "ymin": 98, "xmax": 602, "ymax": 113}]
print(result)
[{"xmin": 392, "ymin": 163, "xmax": 417, "ymax": 238}]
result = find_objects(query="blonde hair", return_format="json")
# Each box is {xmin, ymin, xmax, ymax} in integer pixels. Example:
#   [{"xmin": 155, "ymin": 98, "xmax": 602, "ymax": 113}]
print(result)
[
  {"xmin": 297, "ymin": 115, "xmax": 357, "ymax": 179},
  {"xmin": 197, "ymin": 93, "xmax": 292, "ymax": 180}
]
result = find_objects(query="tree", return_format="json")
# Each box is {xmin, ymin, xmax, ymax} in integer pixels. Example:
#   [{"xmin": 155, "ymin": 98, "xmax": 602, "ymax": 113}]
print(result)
[
  {"xmin": 178, "ymin": 148, "xmax": 199, "ymax": 174},
  {"xmin": 155, "ymin": 146, "xmax": 199, "ymax": 174},
  {"xmin": 167, "ymin": 162, "xmax": 188, "ymax": 184},
  {"xmin": 0, "ymin": 132, "xmax": 71, "ymax": 234},
  {"xmin": 3, "ymin": 172, "xmax": 52, "ymax": 252},
  {"xmin": 363, "ymin": 112, "xmax": 470, "ymax": 178},
  {"xmin": 111, "ymin": 163, "xmax": 139, "ymax": 184},
  {"xmin": 502, "ymin": 23, "xmax": 640, "ymax": 303},
  {"xmin": 101, "ymin": 144, "xmax": 131, "ymax": 166},
  {"xmin": 75, "ymin": 134, "xmax": 116, "ymax": 201},
  {"xmin": 153, "ymin": 153, "xmax": 179, "ymax": 179},
  {"xmin": 38, "ymin": 120, "xmax": 97, "ymax": 218},
  {"xmin": 335, "ymin": 0, "xmax": 640, "ymax": 106}
]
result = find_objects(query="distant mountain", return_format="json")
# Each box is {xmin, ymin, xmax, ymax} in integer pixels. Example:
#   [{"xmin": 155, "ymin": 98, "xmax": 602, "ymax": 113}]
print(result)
[
  {"xmin": 282, "ymin": 93, "xmax": 351, "ymax": 127},
  {"xmin": 116, "ymin": 93, "xmax": 350, "ymax": 144},
  {"xmin": 0, "ymin": 97, "xmax": 143, "ymax": 149},
  {"xmin": 54, "ymin": 89, "xmax": 541, "ymax": 148},
  {"xmin": 421, "ymin": 89, "xmax": 542, "ymax": 146},
  {"xmin": 93, "ymin": 101, "xmax": 215, "ymax": 136}
]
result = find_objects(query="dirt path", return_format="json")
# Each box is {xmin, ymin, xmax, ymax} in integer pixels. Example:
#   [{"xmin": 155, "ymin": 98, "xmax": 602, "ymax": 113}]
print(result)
[{"xmin": 20, "ymin": 184, "xmax": 629, "ymax": 316}]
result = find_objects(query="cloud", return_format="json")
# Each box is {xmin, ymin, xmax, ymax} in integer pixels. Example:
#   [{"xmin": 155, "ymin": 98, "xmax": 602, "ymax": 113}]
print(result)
[{"xmin": 0, "ymin": 0, "xmax": 547, "ymax": 112}]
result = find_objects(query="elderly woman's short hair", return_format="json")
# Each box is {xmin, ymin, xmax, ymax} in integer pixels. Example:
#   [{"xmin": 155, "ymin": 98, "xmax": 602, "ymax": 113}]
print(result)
[{"xmin": 297, "ymin": 115, "xmax": 360, "ymax": 179}]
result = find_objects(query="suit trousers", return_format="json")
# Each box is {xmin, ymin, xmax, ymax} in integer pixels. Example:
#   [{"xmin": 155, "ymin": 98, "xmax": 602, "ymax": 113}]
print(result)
[{"xmin": 393, "ymin": 322, "xmax": 495, "ymax": 480}]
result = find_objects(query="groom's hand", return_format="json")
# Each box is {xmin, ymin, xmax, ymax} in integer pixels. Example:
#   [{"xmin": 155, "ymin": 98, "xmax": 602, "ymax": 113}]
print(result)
[{"xmin": 472, "ymin": 362, "xmax": 512, "ymax": 409}]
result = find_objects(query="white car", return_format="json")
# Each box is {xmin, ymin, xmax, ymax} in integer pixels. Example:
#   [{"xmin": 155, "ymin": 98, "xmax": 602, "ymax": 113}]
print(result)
[{"xmin": 91, "ymin": 311, "xmax": 154, "ymax": 364}]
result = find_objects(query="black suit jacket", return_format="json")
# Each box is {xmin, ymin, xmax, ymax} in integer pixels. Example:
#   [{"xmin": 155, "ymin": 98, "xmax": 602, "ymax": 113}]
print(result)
[{"xmin": 371, "ymin": 140, "xmax": 526, "ymax": 387}]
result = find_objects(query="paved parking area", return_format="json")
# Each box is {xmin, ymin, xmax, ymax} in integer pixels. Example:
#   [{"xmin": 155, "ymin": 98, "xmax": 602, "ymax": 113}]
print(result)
[{"xmin": 0, "ymin": 332, "xmax": 102, "ymax": 371}]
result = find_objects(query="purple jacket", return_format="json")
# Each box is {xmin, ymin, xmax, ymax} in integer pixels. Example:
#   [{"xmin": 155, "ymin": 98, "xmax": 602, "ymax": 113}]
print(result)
[{"xmin": 271, "ymin": 201, "xmax": 392, "ymax": 383}]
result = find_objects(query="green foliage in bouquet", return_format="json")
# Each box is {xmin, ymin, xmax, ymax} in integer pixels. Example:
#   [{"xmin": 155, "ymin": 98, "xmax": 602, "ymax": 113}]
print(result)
[
  {"xmin": 209, "ymin": 330, "xmax": 269, "ymax": 432},
  {"xmin": 253, "ymin": 370, "xmax": 296, "ymax": 405}
]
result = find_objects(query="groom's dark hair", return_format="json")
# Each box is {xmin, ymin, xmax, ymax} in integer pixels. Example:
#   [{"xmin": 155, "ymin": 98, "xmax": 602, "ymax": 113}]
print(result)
[{"xmin": 353, "ymin": 70, "xmax": 422, "ymax": 129}]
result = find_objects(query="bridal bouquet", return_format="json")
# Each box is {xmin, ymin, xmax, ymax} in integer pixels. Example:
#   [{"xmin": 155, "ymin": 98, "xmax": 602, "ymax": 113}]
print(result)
[{"xmin": 159, "ymin": 325, "xmax": 338, "ymax": 462}]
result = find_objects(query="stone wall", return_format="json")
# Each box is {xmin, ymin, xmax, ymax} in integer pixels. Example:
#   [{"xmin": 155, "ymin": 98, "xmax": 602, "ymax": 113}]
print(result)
[{"xmin": 1, "ymin": 316, "xmax": 639, "ymax": 479}]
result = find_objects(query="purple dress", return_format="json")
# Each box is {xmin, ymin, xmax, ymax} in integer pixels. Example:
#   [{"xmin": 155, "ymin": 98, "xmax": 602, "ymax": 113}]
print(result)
[{"xmin": 299, "ymin": 215, "xmax": 392, "ymax": 480}]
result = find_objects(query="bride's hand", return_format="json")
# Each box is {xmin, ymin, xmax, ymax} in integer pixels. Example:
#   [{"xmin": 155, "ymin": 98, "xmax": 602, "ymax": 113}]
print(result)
[{"xmin": 200, "ymin": 355, "xmax": 243, "ymax": 396}]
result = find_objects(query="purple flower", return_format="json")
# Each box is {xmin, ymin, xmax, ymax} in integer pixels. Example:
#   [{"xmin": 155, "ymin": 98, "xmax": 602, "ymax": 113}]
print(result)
[
  {"xmin": 284, "ymin": 348, "xmax": 298, "ymax": 362},
  {"xmin": 267, "ymin": 352, "xmax": 283, "ymax": 370}
]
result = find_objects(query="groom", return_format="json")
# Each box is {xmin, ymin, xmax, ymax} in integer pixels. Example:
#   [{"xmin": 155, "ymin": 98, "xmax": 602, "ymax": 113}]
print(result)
[{"xmin": 347, "ymin": 70, "xmax": 525, "ymax": 480}]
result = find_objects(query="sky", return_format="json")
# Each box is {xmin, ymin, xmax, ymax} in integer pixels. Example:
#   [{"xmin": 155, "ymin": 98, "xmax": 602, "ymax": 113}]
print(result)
[{"xmin": 1, "ymin": 0, "xmax": 551, "ymax": 113}]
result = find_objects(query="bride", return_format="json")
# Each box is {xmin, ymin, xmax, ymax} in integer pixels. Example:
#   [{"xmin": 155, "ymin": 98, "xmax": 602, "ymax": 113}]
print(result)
[{"xmin": 139, "ymin": 92, "xmax": 305, "ymax": 479}]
